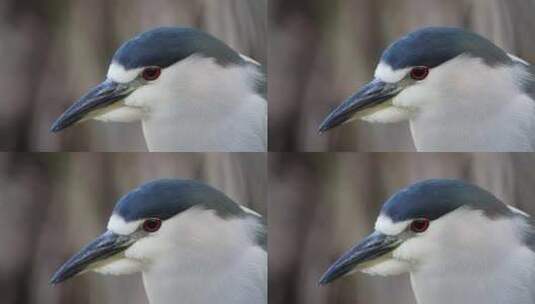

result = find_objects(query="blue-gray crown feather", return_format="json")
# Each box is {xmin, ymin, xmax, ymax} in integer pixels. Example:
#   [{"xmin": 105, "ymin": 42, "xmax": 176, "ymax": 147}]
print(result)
[
  {"xmin": 114, "ymin": 179, "xmax": 246, "ymax": 220},
  {"xmin": 381, "ymin": 179, "xmax": 511, "ymax": 222},
  {"xmin": 113, "ymin": 179, "xmax": 266, "ymax": 248},
  {"xmin": 112, "ymin": 27, "xmax": 246, "ymax": 69},
  {"xmin": 381, "ymin": 27, "xmax": 512, "ymax": 70}
]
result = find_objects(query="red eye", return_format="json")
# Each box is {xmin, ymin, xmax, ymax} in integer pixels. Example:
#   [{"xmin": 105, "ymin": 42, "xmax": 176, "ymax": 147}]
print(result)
[
  {"xmin": 410, "ymin": 66, "xmax": 429, "ymax": 80},
  {"xmin": 410, "ymin": 218, "xmax": 429, "ymax": 233},
  {"xmin": 142, "ymin": 218, "xmax": 162, "ymax": 232},
  {"xmin": 142, "ymin": 67, "xmax": 161, "ymax": 81}
]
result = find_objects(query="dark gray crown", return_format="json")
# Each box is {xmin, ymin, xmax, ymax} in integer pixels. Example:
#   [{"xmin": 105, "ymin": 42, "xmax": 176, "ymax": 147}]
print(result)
[
  {"xmin": 112, "ymin": 27, "xmax": 245, "ymax": 69},
  {"xmin": 381, "ymin": 27, "xmax": 512, "ymax": 70},
  {"xmin": 381, "ymin": 179, "xmax": 511, "ymax": 222},
  {"xmin": 113, "ymin": 179, "xmax": 246, "ymax": 221}
]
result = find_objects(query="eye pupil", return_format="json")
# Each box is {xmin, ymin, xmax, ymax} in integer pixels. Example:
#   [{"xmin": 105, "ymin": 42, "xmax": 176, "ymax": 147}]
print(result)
[
  {"xmin": 410, "ymin": 218, "xmax": 429, "ymax": 233},
  {"xmin": 410, "ymin": 66, "xmax": 429, "ymax": 80},
  {"xmin": 142, "ymin": 67, "xmax": 161, "ymax": 81},
  {"xmin": 143, "ymin": 218, "xmax": 161, "ymax": 232}
]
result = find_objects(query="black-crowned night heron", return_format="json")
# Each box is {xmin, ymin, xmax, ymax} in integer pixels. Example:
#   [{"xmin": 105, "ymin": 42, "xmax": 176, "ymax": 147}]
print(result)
[
  {"xmin": 319, "ymin": 27, "xmax": 535, "ymax": 152},
  {"xmin": 319, "ymin": 179, "xmax": 535, "ymax": 304},
  {"xmin": 51, "ymin": 179, "xmax": 267, "ymax": 304},
  {"xmin": 51, "ymin": 27, "xmax": 267, "ymax": 152}
]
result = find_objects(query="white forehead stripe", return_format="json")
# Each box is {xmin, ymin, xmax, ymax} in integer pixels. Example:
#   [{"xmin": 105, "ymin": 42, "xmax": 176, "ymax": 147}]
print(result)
[
  {"xmin": 107, "ymin": 62, "xmax": 143, "ymax": 83},
  {"xmin": 107, "ymin": 214, "xmax": 143, "ymax": 235},
  {"xmin": 374, "ymin": 214, "xmax": 411, "ymax": 235},
  {"xmin": 374, "ymin": 62, "xmax": 410, "ymax": 83}
]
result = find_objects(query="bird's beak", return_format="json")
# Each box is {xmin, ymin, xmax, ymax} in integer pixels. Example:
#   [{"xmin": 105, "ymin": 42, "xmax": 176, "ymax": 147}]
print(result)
[
  {"xmin": 51, "ymin": 80, "xmax": 135, "ymax": 132},
  {"xmin": 319, "ymin": 231, "xmax": 402, "ymax": 285},
  {"xmin": 50, "ymin": 230, "xmax": 135, "ymax": 284},
  {"xmin": 319, "ymin": 79, "xmax": 402, "ymax": 132}
]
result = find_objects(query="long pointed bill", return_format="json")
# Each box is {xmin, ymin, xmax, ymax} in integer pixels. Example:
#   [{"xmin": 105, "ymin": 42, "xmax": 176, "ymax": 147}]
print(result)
[
  {"xmin": 51, "ymin": 80, "xmax": 135, "ymax": 132},
  {"xmin": 50, "ymin": 231, "xmax": 135, "ymax": 284},
  {"xmin": 319, "ymin": 79, "xmax": 402, "ymax": 132},
  {"xmin": 319, "ymin": 231, "xmax": 401, "ymax": 285}
]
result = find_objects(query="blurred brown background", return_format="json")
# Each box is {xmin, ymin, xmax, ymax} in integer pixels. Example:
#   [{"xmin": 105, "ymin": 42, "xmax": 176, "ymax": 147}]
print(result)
[
  {"xmin": 0, "ymin": 152, "xmax": 266, "ymax": 304},
  {"xmin": 0, "ymin": 0, "xmax": 266, "ymax": 151},
  {"xmin": 269, "ymin": 0, "xmax": 535, "ymax": 151},
  {"xmin": 269, "ymin": 153, "xmax": 535, "ymax": 304}
]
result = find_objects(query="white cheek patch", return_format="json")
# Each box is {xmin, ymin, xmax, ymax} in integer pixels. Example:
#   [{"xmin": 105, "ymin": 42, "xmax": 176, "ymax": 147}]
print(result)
[
  {"xmin": 107, "ymin": 62, "xmax": 143, "ymax": 84},
  {"xmin": 374, "ymin": 62, "xmax": 410, "ymax": 83},
  {"xmin": 93, "ymin": 257, "xmax": 143, "ymax": 276},
  {"xmin": 375, "ymin": 214, "xmax": 410, "ymax": 235},
  {"xmin": 124, "ymin": 207, "xmax": 257, "ymax": 263},
  {"xmin": 361, "ymin": 258, "xmax": 410, "ymax": 276},
  {"xmin": 360, "ymin": 106, "xmax": 412, "ymax": 124},
  {"xmin": 107, "ymin": 214, "xmax": 142, "ymax": 235},
  {"xmin": 93, "ymin": 106, "xmax": 145, "ymax": 122}
]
